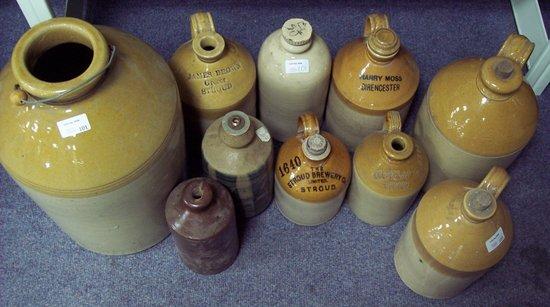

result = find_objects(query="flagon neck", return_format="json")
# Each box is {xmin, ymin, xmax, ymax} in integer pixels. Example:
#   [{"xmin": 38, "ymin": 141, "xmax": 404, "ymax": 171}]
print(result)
[{"xmin": 11, "ymin": 17, "xmax": 110, "ymax": 103}]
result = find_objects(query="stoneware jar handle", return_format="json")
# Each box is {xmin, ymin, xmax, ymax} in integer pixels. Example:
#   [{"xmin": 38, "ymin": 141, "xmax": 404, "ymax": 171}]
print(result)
[
  {"xmin": 190, "ymin": 11, "xmax": 216, "ymax": 38},
  {"xmin": 363, "ymin": 13, "xmax": 390, "ymax": 37},
  {"xmin": 478, "ymin": 166, "xmax": 510, "ymax": 200},
  {"xmin": 497, "ymin": 34, "xmax": 534, "ymax": 68},
  {"xmin": 297, "ymin": 112, "xmax": 320, "ymax": 139},
  {"xmin": 383, "ymin": 110, "xmax": 402, "ymax": 133}
]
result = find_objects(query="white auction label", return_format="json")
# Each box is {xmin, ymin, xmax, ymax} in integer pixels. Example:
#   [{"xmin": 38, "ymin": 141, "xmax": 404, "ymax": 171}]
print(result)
[
  {"xmin": 285, "ymin": 59, "xmax": 310, "ymax": 74},
  {"xmin": 57, "ymin": 113, "xmax": 91, "ymax": 138},
  {"xmin": 255, "ymin": 126, "xmax": 271, "ymax": 142},
  {"xmin": 485, "ymin": 227, "xmax": 505, "ymax": 253}
]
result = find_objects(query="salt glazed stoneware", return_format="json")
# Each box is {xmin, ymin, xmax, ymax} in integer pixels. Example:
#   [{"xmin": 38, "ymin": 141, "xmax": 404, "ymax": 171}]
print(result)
[
  {"xmin": 202, "ymin": 110, "xmax": 273, "ymax": 218},
  {"xmin": 325, "ymin": 13, "xmax": 419, "ymax": 151},
  {"xmin": 347, "ymin": 111, "xmax": 428, "ymax": 226},
  {"xmin": 394, "ymin": 167, "xmax": 513, "ymax": 299},
  {"xmin": 166, "ymin": 177, "xmax": 239, "ymax": 275},
  {"xmin": 275, "ymin": 113, "xmax": 351, "ymax": 226},
  {"xmin": 258, "ymin": 18, "xmax": 331, "ymax": 141},
  {"xmin": 414, "ymin": 34, "xmax": 537, "ymax": 189},
  {"xmin": 0, "ymin": 17, "xmax": 185, "ymax": 255}
]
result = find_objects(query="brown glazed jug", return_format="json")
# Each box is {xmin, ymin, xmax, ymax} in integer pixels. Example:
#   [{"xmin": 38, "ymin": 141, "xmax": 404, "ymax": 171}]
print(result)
[
  {"xmin": 0, "ymin": 18, "xmax": 185, "ymax": 255},
  {"xmin": 275, "ymin": 113, "xmax": 351, "ymax": 226},
  {"xmin": 414, "ymin": 34, "xmax": 537, "ymax": 189},
  {"xmin": 202, "ymin": 111, "xmax": 273, "ymax": 218},
  {"xmin": 347, "ymin": 111, "xmax": 428, "ymax": 226},
  {"xmin": 165, "ymin": 177, "xmax": 239, "ymax": 275},
  {"xmin": 394, "ymin": 167, "xmax": 513, "ymax": 299},
  {"xmin": 170, "ymin": 12, "xmax": 256, "ymax": 163},
  {"xmin": 325, "ymin": 13, "xmax": 419, "ymax": 151}
]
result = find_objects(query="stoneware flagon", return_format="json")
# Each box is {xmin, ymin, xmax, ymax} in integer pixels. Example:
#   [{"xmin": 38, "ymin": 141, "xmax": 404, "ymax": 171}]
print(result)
[
  {"xmin": 325, "ymin": 13, "xmax": 419, "ymax": 151},
  {"xmin": 275, "ymin": 113, "xmax": 351, "ymax": 226},
  {"xmin": 165, "ymin": 177, "xmax": 239, "ymax": 275},
  {"xmin": 394, "ymin": 167, "xmax": 513, "ymax": 299},
  {"xmin": 0, "ymin": 17, "xmax": 185, "ymax": 255},
  {"xmin": 258, "ymin": 18, "xmax": 331, "ymax": 141},
  {"xmin": 347, "ymin": 111, "xmax": 428, "ymax": 226},
  {"xmin": 202, "ymin": 110, "xmax": 273, "ymax": 218},
  {"xmin": 414, "ymin": 34, "xmax": 537, "ymax": 189}
]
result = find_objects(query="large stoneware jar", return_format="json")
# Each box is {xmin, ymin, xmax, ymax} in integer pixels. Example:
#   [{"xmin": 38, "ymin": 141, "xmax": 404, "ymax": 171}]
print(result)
[
  {"xmin": 325, "ymin": 13, "xmax": 419, "ymax": 151},
  {"xmin": 258, "ymin": 18, "xmax": 331, "ymax": 141},
  {"xmin": 0, "ymin": 18, "xmax": 185, "ymax": 255},
  {"xmin": 394, "ymin": 167, "xmax": 513, "ymax": 299},
  {"xmin": 414, "ymin": 34, "xmax": 537, "ymax": 188}
]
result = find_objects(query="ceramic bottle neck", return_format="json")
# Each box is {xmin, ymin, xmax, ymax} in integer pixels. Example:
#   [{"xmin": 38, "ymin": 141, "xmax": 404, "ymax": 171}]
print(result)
[
  {"xmin": 181, "ymin": 180, "xmax": 214, "ymax": 213},
  {"xmin": 363, "ymin": 13, "xmax": 400, "ymax": 63},
  {"xmin": 381, "ymin": 111, "xmax": 412, "ymax": 161},
  {"xmin": 10, "ymin": 17, "xmax": 111, "ymax": 105},
  {"xmin": 280, "ymin": 18, "xmax": 313, "ymax": 54},
  {"xmin": 461, "ymin": 167, "xmax": 510, "ymax": 223},
  {"xmin": 190, "ymin": 12, "xmax": 225, "ymax": 63},
  {"xmin": 219, "ymin": 111, "xmax": 255, "ymax": 148}
]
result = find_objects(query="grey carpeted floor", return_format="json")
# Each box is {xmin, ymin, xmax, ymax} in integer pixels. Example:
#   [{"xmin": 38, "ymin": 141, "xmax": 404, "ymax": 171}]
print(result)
[{"xmin": 1, "ymin": 0, "xmax": 549, "ymax": 305}]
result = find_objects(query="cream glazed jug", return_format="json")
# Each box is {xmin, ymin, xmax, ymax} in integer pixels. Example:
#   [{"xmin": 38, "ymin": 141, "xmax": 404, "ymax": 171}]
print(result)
[
  {"xmin": 414, "ymin": 34, "xmax": 537, "ymax": 188},
  {"xmin": 0, "ymin": 18, "xmax": 185, "ymax": 255},
  {"xmin": 258, "ymin": 18, "xmax": 331, "ymax": 141},
  {"xmin": 324, "ymin": 13, "xmax": 419, "ymax": 151},
  {"xmin": 394, "ymin": 167, "xmax": 513, "ymax": 299}
]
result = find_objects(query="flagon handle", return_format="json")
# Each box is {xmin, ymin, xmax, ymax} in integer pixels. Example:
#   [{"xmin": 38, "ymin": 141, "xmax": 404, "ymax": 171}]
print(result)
[
  {"xmin": 497, "ymin": 34, "xmax": 534, "ymax": 68},
  {"xmin": 363, "ymin": 13, "xmax": 390, "ymax": 37},
  {"xmin": 383, "ymin": 111, "xmax": 402, "ymax": 133},
  {"xmin": 478, "ymin": 166, "xmax": 510, "ymax": 200},
  {"xmin": 297, "ymin": 112, "xmax": 320, "ymax": 139},
  {"xmin": 190, "ymin": 11, "xmax": 216, "ymax": 39}
]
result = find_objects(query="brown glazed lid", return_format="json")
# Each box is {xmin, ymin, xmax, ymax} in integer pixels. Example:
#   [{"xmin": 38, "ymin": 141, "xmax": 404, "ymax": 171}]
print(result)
[
  {"xmin": 354, "ymin": 111, "xmax": 429, "ymax": 196},
  {"xmin": 165, "ymin": 177, "xmax": 234, "ymax": 240},
  {"xmin": 169, "ymin": 12, "xmax": 256, "ymax": 118},
  {"xmin": 427, "ymin": 34, "xmax": 538, "ymax": 156},
  {"xmin": 415, "ymin": 167, "xmax": 513, "ymax": 272},
  {"xmin": 275, "ymin": 113, "xmax": 351, "ymax": 202},
  {"xmin": 331, "ymin": 13, "xmax": 419, "ymax": 114}
]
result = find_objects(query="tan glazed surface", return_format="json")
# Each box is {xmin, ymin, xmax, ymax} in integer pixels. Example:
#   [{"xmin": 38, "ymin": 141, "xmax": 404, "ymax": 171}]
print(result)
[
  {"xmin": 414, "ymin": 34, "xmax": 537, "ymax": 186},
  {"xmin": 325, "ymin": 13, "xmax": 419, "ymax": 150},
  {"xmin": 275, "ymin": 113, "xmax": 351, "ymax": 226},
  {"xmin": 170, "ymin": 12, "xmax": 257, "ymax": 134},
  {"xmin": 258, "ymin": 18, "xmax": 331, "ymax": 141},
  {"xmin": 348, "ymin": 111, "xmax": 428, "ymax": 226},
  {"xmin": 0, "ymin": 18, "xmax": 185, "ymax": 254},
  {"xmin": 394, "ymin": 167, "xmax": 513, "ymax": 298}
]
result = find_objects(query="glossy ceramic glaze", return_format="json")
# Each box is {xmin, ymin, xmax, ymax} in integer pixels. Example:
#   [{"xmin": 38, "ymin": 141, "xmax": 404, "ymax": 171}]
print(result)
[
  {"xmin": 275, "ymin": 113, "xmax": 351, "ymax": 226},
  {"xmin": 166, "ymin": 177, "xmax": 239, "ymax": 275},
  {"xmin": 394, "ymin": 167, "xmax": 513, "ymax": 299},
  {"xmin": 325, "ymin": 13, "xmax": 419, "ymax": 150},
  {"xmin": 0, "ymin": 17, "xmax": 185, "ymax": 254},
  {"xmin": 414, "ymin": 34, "xmax": 538, "ymax": 188},
  {"xmin": 258, "ymin": 18, "xmax": 331, "ymax": 141},
  {"xmin": 202, "ymin": 111, "xmax": 273, "ymax": 218},
  {"xmin": 347, "ymin": 111, "xmax": 428, "ymax": 226}
]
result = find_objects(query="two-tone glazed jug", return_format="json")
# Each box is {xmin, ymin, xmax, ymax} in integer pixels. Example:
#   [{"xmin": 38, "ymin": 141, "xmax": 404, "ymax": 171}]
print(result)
[
  {"xmin": 414, "ymin": 34, "xmax": 537, "ymax": 188},
  {"xmin": 325, "ymin": 13, "xmax": 419, "ymax": 151}
]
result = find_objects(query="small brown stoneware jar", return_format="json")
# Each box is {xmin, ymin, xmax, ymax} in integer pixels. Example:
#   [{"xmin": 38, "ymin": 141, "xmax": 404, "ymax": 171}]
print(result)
[
  {"xmin": 347, "ymin": 111, "xmax": 429, "ymax": 226},
  {"xmin": 394, "ymin": 167, "xmax": 513, "ymax": 299},
  {"xmin": 325, "ymin": 13, "xmax": 419, "ymax": 151},
  {"xmin": 275, "ymin": 113, "xmax": 351, "ymax": 226},
  {"xmin": 202, "ymin": 111, "xmax": 273, "ymax": 218},
  {"xmin": 0, "ymin": 17, "xmax": 185, "ymax": 255},
  {"xmin": 170, "ymin": 11, "xmax": 256, "ymax": 136},
  {"xmin": 258, "ymin": 18, "xmax": 331, "ymax": 141},
  {"xmin": 414, "ymin": 34, "xmax": 538, "ymax": 189},
  {"xmin": 166, "ymin": 177, "xmax": 239, "ymax": 275}
]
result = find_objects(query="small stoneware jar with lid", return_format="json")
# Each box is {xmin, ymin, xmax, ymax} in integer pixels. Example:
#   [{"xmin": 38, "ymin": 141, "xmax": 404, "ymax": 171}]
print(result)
[
  {"xmin": 414, "ymin": 34, "xmax": 537, "ymax": 189},
  {"xmin": 394, "ymin": 167, "xmax": 513, "ymax": 299},
  {"xmin": 325, "ymin": 13, "xmax": 420, "ymax": 151},
  {"xmin": 202, "ymin": 111, "xmax": 273, "ymax": 218},
  {"xmin": 258, "ymin": 18, "xmax": 331, "ymax": 141},
  {"xmin": 0, "ymin": 17, "xmax": 185, "ymax": 255},
  {"xmin": 275, "ymin": 113, "xmax": 351, "ymax": 226},
  {"xmin": 347, "ymin": 111, "xmax": 428, "ymax": 226},
  {"xmin": 166, "ymin": 177, "xmax": 239, "ymax": 275}
]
